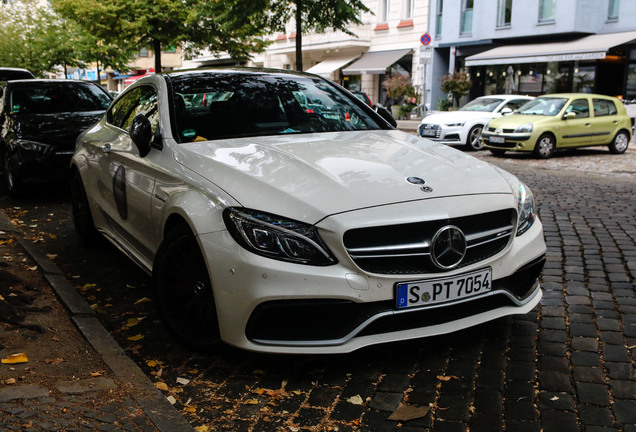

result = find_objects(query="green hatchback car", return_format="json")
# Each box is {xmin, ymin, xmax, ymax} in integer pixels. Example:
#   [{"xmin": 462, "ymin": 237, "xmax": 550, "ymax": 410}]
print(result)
[{"xmin": 481, "ymin": 93, "xmax": 632, "ymax": 158}]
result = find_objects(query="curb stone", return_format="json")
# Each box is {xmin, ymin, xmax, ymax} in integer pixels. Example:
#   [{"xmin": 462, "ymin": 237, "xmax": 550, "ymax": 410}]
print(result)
[{"xmin": 0, "ymin": 211, "xmax": 194, "ymax": 432}]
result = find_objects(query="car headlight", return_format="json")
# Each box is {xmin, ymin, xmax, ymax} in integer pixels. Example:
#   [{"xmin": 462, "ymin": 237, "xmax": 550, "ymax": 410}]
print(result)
[
  {"xmin": 445, "ymin": 122, "xmax": 464, "ymax": 127},
  {"xmin": 514, "ymin": 123, "xmax": 533, "ymax": 133},
  {"xmin": 515, "ymin": 183, "xmax": 536, "ymax": 236},
  {"xmin": 17, "ymin": 140, "xmax": 49, "ymax": 153},
  {"xmin": 495, "ymin": 168, "xmax": 537, "ymax": 236},
  {"xmin": 223, "ymin": 208, "xmax": 337, "ymax": 266}
]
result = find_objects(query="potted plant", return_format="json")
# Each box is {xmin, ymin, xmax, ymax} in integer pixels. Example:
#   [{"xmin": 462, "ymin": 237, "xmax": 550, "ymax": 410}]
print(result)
[{"xmin": 382, "ymin": 74, "xmax": 415, "ymax": 119}]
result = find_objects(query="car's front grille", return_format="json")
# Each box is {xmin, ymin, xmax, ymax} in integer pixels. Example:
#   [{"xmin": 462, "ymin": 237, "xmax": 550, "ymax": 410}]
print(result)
[
  {"xmin": 343, "ymin": 209, "xmax": 515, "ymax": 274},
  {"xmin": 419, "ymin": 123, "xmax": 441, "ymax": 138},
  {"xmin": 486, "ymin": 127, "xmax": 515, "ymax": 133}
]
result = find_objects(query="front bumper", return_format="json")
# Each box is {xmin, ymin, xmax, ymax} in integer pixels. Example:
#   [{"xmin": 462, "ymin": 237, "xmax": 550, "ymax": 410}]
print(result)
[
  {"xmin": 418, "ymin": 124, "xmax": 465, "ymax": 144},
  {"xmin": 481, "ymin": 130, "xmax": 535, "ymax": 152},
  {"xmin": 200, "ymin": 201, "xmax": 546, "ymax": 354},
  {"xmin": 11, "ymin": 145, "xmax": 73, "ymax": 183}
]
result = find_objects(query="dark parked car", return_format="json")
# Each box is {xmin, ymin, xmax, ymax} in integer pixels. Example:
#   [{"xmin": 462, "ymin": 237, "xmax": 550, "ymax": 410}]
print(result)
[
  {"xmin": 0, "ymin": 79, "xmax": 112, "ymax": 195},
  {"xmin": 351, "ymin": 90, "xmax": 398, "ymax": 127},
  {"xmin": 0, "ymin": 67, "xmax": 35, "ymax": 81}
]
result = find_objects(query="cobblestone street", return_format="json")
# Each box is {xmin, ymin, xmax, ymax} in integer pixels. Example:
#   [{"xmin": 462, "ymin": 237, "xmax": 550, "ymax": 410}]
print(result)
[{"xmin": 0, "ymin": 144, "xmax": 635, "ymax": 431}]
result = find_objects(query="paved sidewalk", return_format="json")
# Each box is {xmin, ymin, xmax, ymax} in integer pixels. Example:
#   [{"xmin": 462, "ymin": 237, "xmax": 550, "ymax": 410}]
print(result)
[{"xmin": 0, "ymin": 212, "xmax": 193, "ymax": 431}]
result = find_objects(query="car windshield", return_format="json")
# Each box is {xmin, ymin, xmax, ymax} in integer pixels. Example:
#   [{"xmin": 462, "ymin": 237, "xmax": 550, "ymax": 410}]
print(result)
[
  {"xmin": 9, "ymin": 82, "xmax": 111, "ymax": 115},
  {"xmin": 169, "ymin": 72, "xmax": 385, "ymax": 142},
  {"xmin": 516, "ymin": 97, "xmax": 568, "ymax": 116},
  {"xmin": 460, "ymin": 97, "xmax": 504, "ymax": 112}
]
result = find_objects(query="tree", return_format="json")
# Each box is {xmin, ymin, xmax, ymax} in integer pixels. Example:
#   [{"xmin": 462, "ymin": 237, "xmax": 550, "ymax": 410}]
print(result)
[
  {"xmin": 52, "ymin": 0, "xmax": 271, "ymax": 73},
  {"xmin": 441, "ymin": 72, "xmax": 472, "ymax": 107},
  {"xmin": 265, "ymin": 0, "xmax": 371, "ymax": 71}
]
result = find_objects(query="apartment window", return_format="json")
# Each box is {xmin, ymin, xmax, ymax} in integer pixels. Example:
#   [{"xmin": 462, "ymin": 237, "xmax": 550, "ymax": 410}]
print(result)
[
  {"xmin": 380, "ymin": 0, "xmax": 390, "ymax": 23},
  {"xmin": 539, "ymin": 0, "xmax": 555, "ymax": 22},
  {"xmin": 461, "ymin": 0, "xmax": 474, "ymax": 34},
  {"xmin": 608, "ymin": 0, "xmax": 619, "ymax": 20},
  {"xmin": 436, "ymin": 0, "xmax": 443, "ymax": 37},
  {"xmin": 403, "ymin": 0, "xmax": 414, "ymax": 19},
  {"xmin": 497, "ymin": 0, "xmax": 512, "ymax": 27}
]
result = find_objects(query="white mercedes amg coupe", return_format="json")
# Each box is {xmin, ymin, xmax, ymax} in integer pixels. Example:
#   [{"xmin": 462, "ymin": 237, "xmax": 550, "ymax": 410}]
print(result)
[{"xmin": 70, "ymin": 68, "xmax": 546, "ymax": 354}]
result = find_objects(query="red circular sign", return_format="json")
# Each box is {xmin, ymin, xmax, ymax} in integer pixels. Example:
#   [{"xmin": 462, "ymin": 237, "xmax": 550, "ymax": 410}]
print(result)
[{"xmin": 420, "ymin": 33, "xmax": 431, "ymax": 45}]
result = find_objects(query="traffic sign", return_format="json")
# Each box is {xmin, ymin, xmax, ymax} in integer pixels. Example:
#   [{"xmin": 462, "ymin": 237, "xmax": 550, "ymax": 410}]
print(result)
[{"xmin": 420, "ymin": 33, "xmax": 431, "ymax": 45}]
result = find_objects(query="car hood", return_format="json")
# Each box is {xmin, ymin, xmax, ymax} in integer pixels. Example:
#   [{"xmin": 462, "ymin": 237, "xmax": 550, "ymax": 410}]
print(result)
[
  {"xmin": 175, "ymin": 130, "xmax": 514, "ymax": 223},
  {"xmin": 421, "ymin": 110, "xmax": 497, "ymax": 125},
  {"xmin": 488, "ymin": 114, "xmax": 555, "ymax": 128},
  {"xmin": 12, "ymin": 111, "xmax": 105, "ymax": 146}
]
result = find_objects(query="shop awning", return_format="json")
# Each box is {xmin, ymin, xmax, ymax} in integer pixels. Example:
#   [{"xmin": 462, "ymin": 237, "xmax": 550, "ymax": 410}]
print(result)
[
  {"xmin": 306, "ymin": 56, "xmax": 358, "ymax": 77},
  {"xmin": 342, "ymin": 49, "xmax": 411, "ymax": 75},
  {"xmin": 124, "ymin": 74, "xmax": 150, "ymax": 84},
  {"xmin": 465, "ymin": 31, "xmax": 636, "ymax": 66}
]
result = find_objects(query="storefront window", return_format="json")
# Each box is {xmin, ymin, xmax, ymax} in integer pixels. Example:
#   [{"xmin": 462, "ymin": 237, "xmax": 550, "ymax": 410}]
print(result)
[
  {"xmin": 626, "ymin": 64, "xmax": 636, "ymax": 100},
  {"xmin": 573, "ymin": 62, "xmax": 595, "ymax": 93}
]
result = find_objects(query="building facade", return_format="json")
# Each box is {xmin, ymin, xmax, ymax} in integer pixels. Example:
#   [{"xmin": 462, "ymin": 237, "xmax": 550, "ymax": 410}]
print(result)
[
  {"xmin": 429, "ymin": 0, "xmax": 636, "ymax": 108},
  {"xmin": 248, "ymin": 0, "xmax": 431, "ymax": 108}
]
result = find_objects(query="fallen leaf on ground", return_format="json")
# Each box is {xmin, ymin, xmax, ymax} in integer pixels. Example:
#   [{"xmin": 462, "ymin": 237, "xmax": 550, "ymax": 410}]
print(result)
[
  {"xmin": 167, "ymin": 396, "xmax": 176, "ymax": 404},
  {"xmin": 244, "ymin": 398, "xmax": 259, "ymax": 405},
  {"xmin": 184, "ymin": 406, "xmax": 197, "ymax": 413},
  {"xmin": 194, "ymin": 426, "xmax": 210, "ymax": 432},
  {"xmin": 388, "ymin": 403, "xmax": 430, "ymax": 421},
  {"xmin": 2, "ymin": 353, "xmax": 29, "ymax": 364},
  {"xmin": 45, "ymin": 358, "xmax": 64, "ymax": 365},
  {"xmin": 155, "ymin": 382, "xmax": 169, "ymax": 391},
  {"xmin": 5, "ymin": 378, "xmax": 16, "ymax": 384},
  {"xmin": 27, "ymin": 266, "xmax": 37, "ymax": 271},
  {"xmin": 147, "ymin": 360, "xmax": 157, "ymax": 367},
  {"xmin": 46, "ymin": 254, "xmax": 58, "ymax": 260},
  {"xmin": 134, "ymin": 297, "xmax": 152, "ymax": 305},
  {"xmin": 176, "ymin": 377, "xmax": 190, "ymax": 385},
  {"xmin": 346, "ymin": 395, "xmax": 364, "ymax": 405},
  {"xmin": 127, "ymin": 334, "xmax": 144, "ymax": 341}
]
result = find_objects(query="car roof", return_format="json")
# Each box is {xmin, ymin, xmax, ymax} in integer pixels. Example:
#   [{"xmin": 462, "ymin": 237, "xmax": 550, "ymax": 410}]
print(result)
[
  {"xmin": 539, "ymin": 93, "xmax": 620, "ymax": 99},
  {"xmin": 162, "ymin": 67, "xmax": 326, "ymax": 81},
  {"xmin": 6, "ymin": 79, "xmax": 102, "ymax": 86},
  {"xmin": 475, "ymin": 94, "xmax": 533, "ymax": 99}
]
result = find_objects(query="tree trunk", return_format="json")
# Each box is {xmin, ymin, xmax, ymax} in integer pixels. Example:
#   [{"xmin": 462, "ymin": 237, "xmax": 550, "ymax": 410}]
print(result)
[
  {"xmin": 63, "ymin": 63, "xmax": 68, "ymax": 79},
  {"xmin": 295, "ymin": 0, "xmax": 303, "ymax": 71},
  {"xmin": 153, "ymin": 39, "xmax": 162, "ymax": 73}
]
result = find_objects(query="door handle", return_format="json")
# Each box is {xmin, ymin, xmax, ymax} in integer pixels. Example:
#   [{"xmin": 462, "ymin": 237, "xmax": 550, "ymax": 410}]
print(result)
[
  {"xmin": 102, "ymin": 143, "xmax": 111, "ymax": 154},
  {"xmin": 585, "ymin": 123, "xmax": 591, "ymax": 127}
]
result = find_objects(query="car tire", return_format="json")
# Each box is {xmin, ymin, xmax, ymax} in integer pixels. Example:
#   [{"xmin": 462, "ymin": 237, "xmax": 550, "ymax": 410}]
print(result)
[
  {"xmin": 489, "ymin": 149, "xmax": 507, "ymax": 157},
  {"xmin": 2, "ymin": 150, "xmax": 22, "ymax": 197},
  {"xmin": 153, "ymin": 224, "xmax": 221, "ymax": 352},
  {"xmin": 608, "ymin": 130, "xmax": 630, "ymax": 154},
  {"xmin": 534, "ymin": 133, "xmax": 555, "ymax": 159},
  {"xmin": 466, "ymin": 125, "xmax": 484, "ymax": 151},
  {"xmin": 70, "ymin": 169, "xmax": 100, "ymax": 246}
]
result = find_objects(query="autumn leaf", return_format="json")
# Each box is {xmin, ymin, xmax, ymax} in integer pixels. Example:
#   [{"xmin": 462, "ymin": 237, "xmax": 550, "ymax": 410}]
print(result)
[
  {"xmin": 134, "ymin": 297, "xmax": 152, "ymax": 305},
  {"xmin": 244, "ymin": 398, "xmax": 259, "ymax": 405},
  {"xmin": 2, "ymin": 353, "xmax": 29, "ymax": 364},
  {"xmin": 45, "ymin": 358, "xmax": 64, "ymax": 364},
  {"xmin": 147, "ymin": 360, "xmax": 157, "ymax": 367},
  {"xmin": 155, "ymin": 382, "xmax": 169, "ymax": 391},
  {"xmin": 194, "ymin": 426, "xmax": 210, "ymax": 432},
  {"xmin": 184, "ymin": 406, "xmax": 197, "ymax": 413},
  {"xmin": 127, "ymin": 334, "xmax": 144, "ymax": 341},
  {"xmin": 91, "ymin": 371, "xmax": 103, "ymax": 377}
]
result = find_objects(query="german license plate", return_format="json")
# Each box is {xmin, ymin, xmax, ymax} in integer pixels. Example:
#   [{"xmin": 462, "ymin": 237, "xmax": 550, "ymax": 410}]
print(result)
[
  {"xmin": 395, "ymin": 268, "xmax": 492, "ymax": 309},
  {"xmin": 488, "ymin": 135, "xmax": 505, "ymax": 144},
  {"xmin": 421, "ymin": 129, "xmax": 436, "ymax": 137}
]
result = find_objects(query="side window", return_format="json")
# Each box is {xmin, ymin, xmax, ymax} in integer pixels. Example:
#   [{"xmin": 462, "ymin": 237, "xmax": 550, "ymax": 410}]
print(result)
[
  {"xmin": 108, "ymin": 86, "xmax": 158, "ymax": 132},
  {"xmin": 565, "ymin": 99, "xmax": 590, "ymax": 118},
  {"xmin": 592, "ymin": 99, "xmax": 617, "ymax": 117},
  {"xmin": 503, "ymin": 99, "xmax": 530, "ymax": 111}
]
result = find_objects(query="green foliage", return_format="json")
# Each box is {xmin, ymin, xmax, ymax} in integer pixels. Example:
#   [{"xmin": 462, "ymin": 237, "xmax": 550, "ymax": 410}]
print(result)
[
  {"xmin": 441, "ymin": 72, "xmax": 471, "ymax": 107},
  {"xmin": 265, "ymin": 0, "xmax": 371, "ymax": 70},
  {"xmin": 51, "ymin": 0, "xmax": 272, "ymax": 72},
  {"xmin": 436, "ymin": 97, "xmax": 453, "ymax": 111}
]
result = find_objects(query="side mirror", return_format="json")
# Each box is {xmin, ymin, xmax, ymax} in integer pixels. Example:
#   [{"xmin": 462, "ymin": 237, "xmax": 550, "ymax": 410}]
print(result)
[
  {"xmin": 563, "ymin": 112, "xmax": 576, "ymax": 120},
  {"xmin": 500, "ymin": 107, "xmax": 513, "ymax": 115},
  {"xmin": 130, "ymin": 113, "xmax": 152, "ymax": 157},
  {"xmin": 374, "ymin": 105, "xmax": 398, "ymax": 127}
]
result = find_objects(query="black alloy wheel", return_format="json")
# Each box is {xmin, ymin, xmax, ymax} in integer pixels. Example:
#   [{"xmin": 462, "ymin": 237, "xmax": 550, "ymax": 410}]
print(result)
[
  {"xmin": 153, "ymin": 225, "xmax": 221, "ymax": 352},
  {"xmin": 2, "ymin": 151, "xmax": 21, "ymax": 197},
  {"xmin": 70, "ymin": 169, "xmax": 100, "ymax": 245}
]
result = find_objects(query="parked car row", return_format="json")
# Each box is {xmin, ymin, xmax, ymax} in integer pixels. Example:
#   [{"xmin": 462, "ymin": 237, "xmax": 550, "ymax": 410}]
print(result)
[{"xmin": 420, "ymin": 92, "xmax": 632, "ymax": 158}]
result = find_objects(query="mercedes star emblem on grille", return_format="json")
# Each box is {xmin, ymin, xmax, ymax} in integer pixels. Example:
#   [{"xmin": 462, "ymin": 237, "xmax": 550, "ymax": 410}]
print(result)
[{"xmin": 431, "ymin": 225, "xmax": 467, "ymax": 270}]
